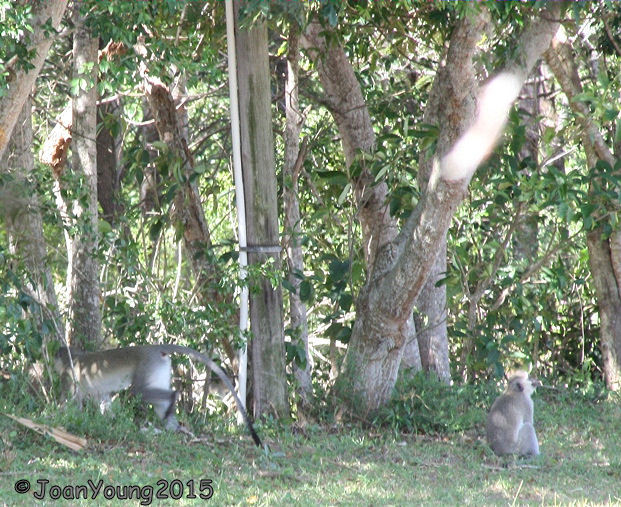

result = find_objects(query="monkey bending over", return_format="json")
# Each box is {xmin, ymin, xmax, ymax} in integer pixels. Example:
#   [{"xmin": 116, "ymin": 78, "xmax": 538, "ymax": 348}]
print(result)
[
  {"xmin": 486, "ymin": 371, "xmax": 540, "ymax": 457},
  {"xmin": 55, "ymin": 345, "xmax": 262, "ymax": 447}
]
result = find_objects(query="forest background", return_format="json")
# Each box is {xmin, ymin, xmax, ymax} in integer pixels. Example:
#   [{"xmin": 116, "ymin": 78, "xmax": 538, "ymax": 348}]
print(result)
[{"xmin": 0, "ymin": 1, "xmax": 620, "ymax": 504}]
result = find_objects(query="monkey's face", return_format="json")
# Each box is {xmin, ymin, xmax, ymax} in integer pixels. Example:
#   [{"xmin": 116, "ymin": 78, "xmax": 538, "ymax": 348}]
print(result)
[{"xmin": 508, "ymin": 373, "xmax": 539, "ymax": 397}]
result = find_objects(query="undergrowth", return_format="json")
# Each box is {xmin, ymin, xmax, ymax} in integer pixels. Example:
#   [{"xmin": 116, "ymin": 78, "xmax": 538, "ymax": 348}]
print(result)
[{"xmin": 372, "ymin": 371, "xmax": 497, "ymax": 435}]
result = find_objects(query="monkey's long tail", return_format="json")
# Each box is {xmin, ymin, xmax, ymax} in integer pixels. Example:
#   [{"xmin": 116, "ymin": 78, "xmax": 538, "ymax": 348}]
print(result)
[{"xmin": 164, "ymin": 345, "xmax": 263, "ymax": 447}]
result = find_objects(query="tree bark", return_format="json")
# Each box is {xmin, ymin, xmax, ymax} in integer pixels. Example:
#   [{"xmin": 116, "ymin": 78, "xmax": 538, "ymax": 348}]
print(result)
[
  {"xmin": 586, "ymin": 232, "xmax": 621, "ymax": 390},
  {"xmin": 139, "ymin": 99, "xmax": 161, "ymax": 215},
  {"xmin": 414, "ymin": 12, "xmax": 489, "ymax": 382},
  {"xmin": 66, "ymin": 4, "xmax": 101, "ymax": 349},
  {"xmin": 97, "ymin": 98, "xmax": 122, "ymax": 224},
  {"xmin": 512, "ymin": 66, "xmax": 542, "ymax": 264},
  {"xmin": 301, "ymin": 22, "xmax": 399, "ymax": 266},
  {"xmin": 545, "ymin": 31, "xmax": 621, "ymax": 390},
  {"xmin": 234, "ymin": 3, "xmax": 288, "ymax": 418},
  {"xmin": 302, "ymin": 19, "xmax": 422, "ymax": 375},
  {"xmin": 0, "ymin": 99, "xmax": 64, "ymax": 341},
  {"xmin": 0, "ymin": 0, "xmax": 69, "ymax": 160},
  {"xmin": 283, "ymin": 27, "xmax": 313, "ymax": 407},
  {"xmin": 331, "ymin": 5, "xmax": 562, "ymax": 413}
]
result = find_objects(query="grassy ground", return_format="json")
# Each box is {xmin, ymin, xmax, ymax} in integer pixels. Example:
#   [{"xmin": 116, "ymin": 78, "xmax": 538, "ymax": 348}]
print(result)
[{"xmin": 1, "ymin": 386, "xmax": 620, "ymax": 506}]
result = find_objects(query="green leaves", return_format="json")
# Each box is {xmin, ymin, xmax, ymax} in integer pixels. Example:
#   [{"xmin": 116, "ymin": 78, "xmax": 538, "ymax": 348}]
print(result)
[
  {"xmin": 70, "ymin": 77, "xmax": 88, "ymax": 96},
  {"xmin": 374, "ymin": 372, "xmax": 494, "ymax": 434},
  {"xmin": 316, "ymin": 170, "xmax": 349, "ymax": 188}
]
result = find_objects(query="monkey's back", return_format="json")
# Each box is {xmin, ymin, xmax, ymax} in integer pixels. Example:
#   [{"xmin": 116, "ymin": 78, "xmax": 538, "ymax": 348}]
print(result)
[
  {"xmin": 486, "ymin": 391, "xmax": 531, "ymax": 455},
  {"xmin": 57, "ymin": 347, "xmax": 156, "ymax": 397}
]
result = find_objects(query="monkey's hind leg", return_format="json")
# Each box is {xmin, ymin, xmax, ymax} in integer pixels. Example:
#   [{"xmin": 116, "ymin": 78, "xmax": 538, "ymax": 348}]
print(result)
[
  {"xmin": 131, "ymin": 386, "xmax": 179, "ymax": 430},
  {"xmin": 517, "ymin": 423, "xmax": 540, "ymax": 456}
]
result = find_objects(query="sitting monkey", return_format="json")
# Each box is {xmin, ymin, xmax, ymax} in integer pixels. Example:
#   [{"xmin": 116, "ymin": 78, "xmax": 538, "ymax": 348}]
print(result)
[{"xmin": 486, "ymin": 371, "xmax": 540, "ymax": 456}]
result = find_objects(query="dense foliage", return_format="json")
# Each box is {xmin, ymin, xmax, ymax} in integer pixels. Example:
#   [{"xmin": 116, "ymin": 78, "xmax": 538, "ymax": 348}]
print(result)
[{"xmin": 1, "ymin": 1, "xmax": 620, "ymax": 418}]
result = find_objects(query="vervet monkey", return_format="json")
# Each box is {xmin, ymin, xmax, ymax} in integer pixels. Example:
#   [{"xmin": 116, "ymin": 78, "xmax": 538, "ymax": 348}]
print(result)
[
  {"xmin": 55, "ymin": 345, "xmax": 262, "ymax": 447},
  {"xmin": 486, "ymin": 371, "xmax": 540, "ymax": 457}
]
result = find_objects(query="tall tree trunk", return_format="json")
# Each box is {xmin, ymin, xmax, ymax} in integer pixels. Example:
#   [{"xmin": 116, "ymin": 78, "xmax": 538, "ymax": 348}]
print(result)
[
  {"xmin": 331, "ymin": 5, "xmax": 561, "ymax": 413},
  {"xmin": 66, "ymin": 4, "xmax": 101, "ymax": 349},
  {"xmin": 586, "ymin": 232, "xmax": 621, "ymax": 390},
  {"xmin": 301, "ymin": 20, "xmax": 422, "ymax": 376},
  {"xmin": 545, "ymin": 32, "xmax": 621, "ymax": 390},
  {"xmin": 414, "ymin": 13, "xmax": 489, "ymax": 383},
  {"xmin": 301, "ymin": 22, "xmax": 399, "ymax": 267},
  {"xmin": 97, "ymin": 98, "xmax": 122, "ymax": 224},
  {"xmin": 139, "ymin": 99, "xmax": 161, "ymax": 215},
  {"xmin": 1, "ymin": 99, "xmax": 64, "ymax": 341},
  {"xmin": 512, "ymin": 66, "xmax": 542, "ymax": 264},
  {"xmin": 235, "ymin": 2, "xmax": 288, "ymax": 418},
  {"xmin": 0, "ymin": 0, "xmax": 68, "ymax": 160},
  {"xmin": 283, "ymin": 27, "xmax": 313, "ymax": 407}
]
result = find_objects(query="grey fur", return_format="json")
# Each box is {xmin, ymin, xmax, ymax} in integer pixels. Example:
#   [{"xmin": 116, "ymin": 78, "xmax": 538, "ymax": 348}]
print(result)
[
  {"xmin": 486, "ymin": 371, "xmax": 539, "ymax": 456},
  {"xmin": 55, "ymin": 345, "xmax": 262, "ymax": 447}
]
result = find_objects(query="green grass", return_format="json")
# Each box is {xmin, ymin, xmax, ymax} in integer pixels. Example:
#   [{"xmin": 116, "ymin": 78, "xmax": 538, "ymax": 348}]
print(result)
[{"xmin": 1, "ymin": 387, "xmax": 620, "ymax": 506}]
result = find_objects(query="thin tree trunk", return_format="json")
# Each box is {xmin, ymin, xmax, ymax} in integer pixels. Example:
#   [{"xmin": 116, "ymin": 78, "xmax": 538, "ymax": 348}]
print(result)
[
  {"xmin": 511, "ymin": 68, "xmax": 542, "ymax": 370},
  {"xmin": 1, "ymin": 98, "xmax": 64, "ymax": 341},
  {"xmin": 283, "ymin": 27, "xmax": 313, "ymax": 407},
  {"xmin": 139, "ymin": 99, "xmax": 161, "ymax": 215},
  {"xmin": 586, "ymin": 232, "xmax": 621, "ymax": 390},
  {"xmin": 414, "ymin": 13, "xmax": 489, "ymax": 383},
  {"xmin": 97, "ymin": 98, "xmax": 122, "ymax": 224},
  {"xmin": 459, "ymin": 66, "xmax": 545, "ymax": 378},
  {"xmin": 512, "ymin": 67, "xmax": 542, "ymax": 264},
  {"xmin": 302, "ymin": 22, "xmax": 399, "ymax": 267},
  {"xmin": 301, "ymin": 20, "xmax": 421, "ymax": 375},
  {"xmin": 545, "ymin": 30, "xmax": 621, "ymax": 390},
  {"xmin": 0, "ymin": 0, "xmax": 68, "ymax": 160},
  {"xmin": 235, "ymin": 2, "xmax": 288, "ymax": 418},
  {"xmin": 66, "ymin": 4, "xmax": 101, "ymax": 349},
  {"xmin": 136, "ymin": 44, "xmax": 238, "ymax": 365}
]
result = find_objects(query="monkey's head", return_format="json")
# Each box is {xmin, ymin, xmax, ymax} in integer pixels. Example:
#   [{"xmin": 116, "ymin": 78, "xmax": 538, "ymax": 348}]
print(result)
[
  {"xmin": 506, "ymin": 371, "xmax": 540, "ymax": 397},
  {"xmin": 53, "ymin": 346, "xmax": 83, "ymax": 372}
]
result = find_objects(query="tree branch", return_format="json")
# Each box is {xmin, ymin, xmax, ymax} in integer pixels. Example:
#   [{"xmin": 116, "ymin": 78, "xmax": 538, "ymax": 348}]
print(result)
[
  {"xmin": 0, "ymin": 0, "xmax": 69, "ymax": 160},
  {"xmin": 377, "ymin": 2, "xmax": 563, "ymax": 322}
]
